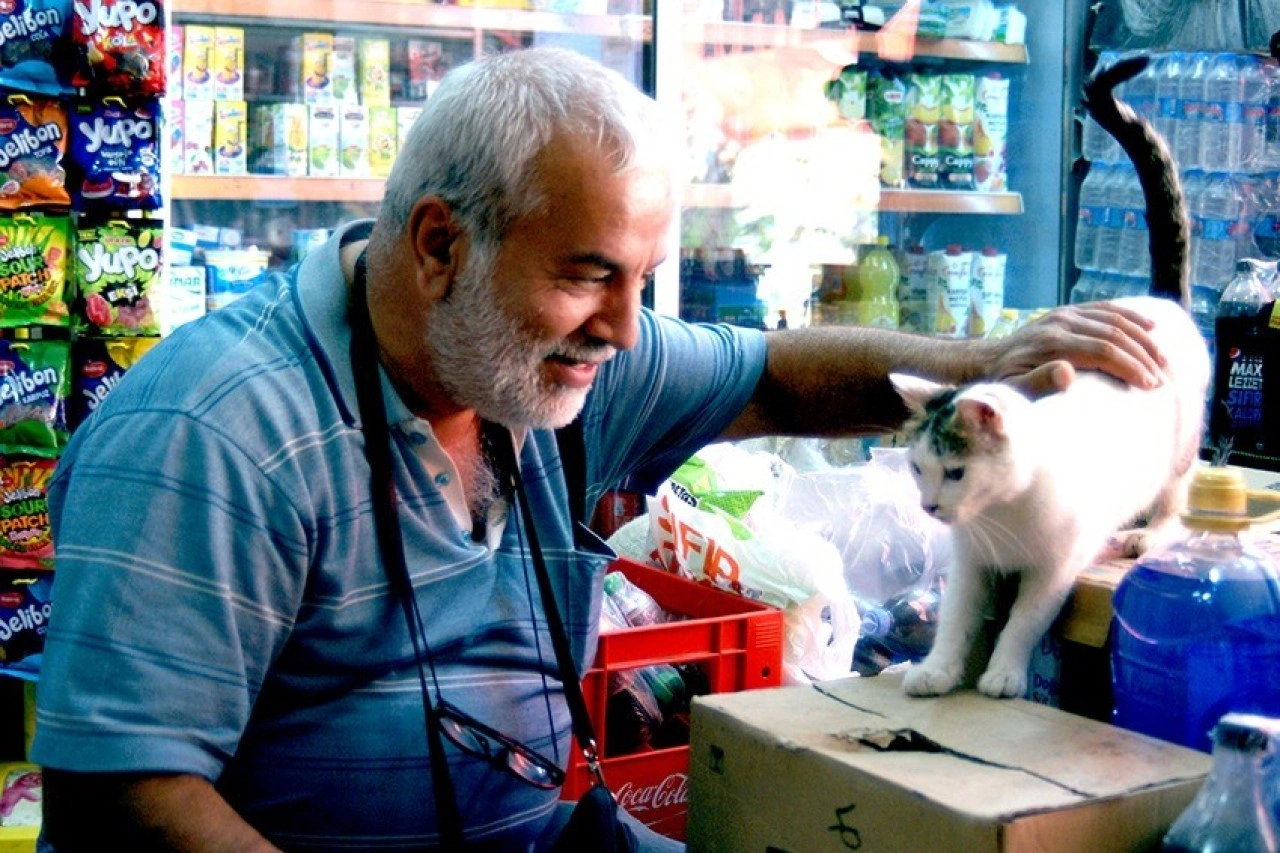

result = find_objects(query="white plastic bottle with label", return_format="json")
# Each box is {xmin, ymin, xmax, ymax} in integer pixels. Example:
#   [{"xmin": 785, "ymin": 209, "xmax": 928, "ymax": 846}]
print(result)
[
  {"xmin": 925, "ymin": 245, "xmax": 973, "ymax": 337},
  {"xmin": 1195, "ymin": 172, "xmax": 1244, "ymax": 290},
  {"xmin": 967, "ymin": 247, "xmax": 1006, "ymax": 337}
]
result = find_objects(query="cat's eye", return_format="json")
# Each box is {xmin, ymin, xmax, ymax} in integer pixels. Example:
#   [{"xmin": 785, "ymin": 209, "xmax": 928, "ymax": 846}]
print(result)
[
  {"xmin": 910, "ymin": 462, "xmax": 922, "ymax": 476},
  {"xmin": 944, "ymin": 467, "xmax": 965, "ymax": 482}
]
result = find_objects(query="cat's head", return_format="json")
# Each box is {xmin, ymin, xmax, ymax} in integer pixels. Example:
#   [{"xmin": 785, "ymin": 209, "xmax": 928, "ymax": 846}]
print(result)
[{"xmin": 890, "ymin": 373, "xmax": 1033, "ymax": 524}]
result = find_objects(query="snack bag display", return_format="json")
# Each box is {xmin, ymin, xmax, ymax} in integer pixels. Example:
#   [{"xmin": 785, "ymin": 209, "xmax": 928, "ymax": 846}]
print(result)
[
  {"xmin": 0, "ymin": 337, "xmax": 69, "ymax": 457},
  {"xmin": 70, "ymin": 97, "xmax": 162, "ymax": 210},
  {"xmin": 70, "ymin": 0, "xmax": 166, "ymax": 96},
  {"xmin": 0, "ymin": 567, "xmax": 54, "ymax": 672},
  {"xmin": 0, "ymin": 94, "xmax": 68, "ymax": 210},
  {"xmin": 0, "ymin": 0, "xmax": 73, "ymax": 96},
  {"xmin": 73, "ymin": 218, "xmax": 163, "ymax": 336},
  {"xmin": 0, "ymin": 213, "xmax": 69, "ymax": 328},
  {"xmin": 68, "ymin": 335, "xmax": 158, "ymax": 429},
  {"xmin": 0, "ymin": 763, "xmax": 41, "ymax": 826}
]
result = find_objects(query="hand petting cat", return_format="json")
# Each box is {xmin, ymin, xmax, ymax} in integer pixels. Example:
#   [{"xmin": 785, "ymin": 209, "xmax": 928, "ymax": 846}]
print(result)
[{"xmin": 984, "ymin": 301, "xmax": 1166, "ymax": 399}]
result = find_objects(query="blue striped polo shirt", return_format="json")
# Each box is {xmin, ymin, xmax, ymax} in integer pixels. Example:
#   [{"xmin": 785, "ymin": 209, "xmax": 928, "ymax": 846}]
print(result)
[{"xmin": 31, "ymin": 221, "xmax": 767, "ymax": 850}]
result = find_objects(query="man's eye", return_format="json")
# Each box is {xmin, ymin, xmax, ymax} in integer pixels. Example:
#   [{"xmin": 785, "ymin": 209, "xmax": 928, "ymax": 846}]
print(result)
[{"xmin": 944, "ymin": 467, "xmax": 965, "ymax": 482}]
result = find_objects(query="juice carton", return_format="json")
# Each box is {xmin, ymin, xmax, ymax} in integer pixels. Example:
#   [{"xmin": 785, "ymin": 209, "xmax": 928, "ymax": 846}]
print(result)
[
  {"xmin": 868, "ymin": 69, "xmax": 907, "ymax": 188},
  {"xmin": 368, "ymin": 106, "xmax": 397, "ymax": 177},
  {"xmin": 182, "ymin": 25, "xmax": 216, "ymax": 101},
  {"xmin": 905, "ymin": 72, "xmax": 942, "ymax": 189},
  {"xmin": 213, "ymin": 27, "xmax": 244, "ymax": 101},
  {"xmin": 359, "ymin": 39, "xmax": 391, "ymax": 107},
  {"xmin": 214, "ymin": 101, "xmax": 247, "ymax": 175},
  {"xmin": 397, "ymin": 106, "xmax": 422, "ymax": 153},
  {"xmin": 974, "ymin": 72, "xmax": 1010, "ymax": 191},
  {"xmin": 967, "ymin": 247, "xmax": 1007, "ymax": 337},
  {"xmin": 925, "ymin": 245, "xmax": 973, "ymax": 337},
  {"xmin": 339, "ymin": 105, "xmax": 369, "ymax": 177},
  {"xmin": 308, "ymin": 104, "xmax": 339, "ymax": 177},
  {"xmin": 166, "ymin": 99, "xmax": 184, "ymax": 175},
  {"xmin": 293, "ymin": 32, "xmax": 334, "ymax": 104},
  {"xmin": 939, "ymin": 73, "xmax": 975, "ymax": 190},
  {"xmin": 162, "ymin": 266, "xmax": 207, "ymax": 336},
  {"xmin": 273, "ymin": 103, "xmax": 309, "ymax": 176},
  {"xmin": 330, "ymin": 36, "xmax": 358, "ymax": 106},
  {"xmin": 183, "ymin": 99, "xmax": 214, "ymax": 175}
]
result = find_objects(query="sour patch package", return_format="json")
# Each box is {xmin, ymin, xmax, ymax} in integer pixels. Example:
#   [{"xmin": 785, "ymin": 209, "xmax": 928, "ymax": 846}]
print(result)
[
  {"xmin": 71, "ymin": 0, "xmax": 165, "ymax": 96},
  {"xmin": 68, "ymin": 334, "xmax": 155, "ymax": 429},
  {"xmin": 0, "ymin": 94, "xmax": 68, "ymax": 209},
  {"xmin": 0, "ymin": 213, "xmax": 68, "ymax": 328},
  {"xmin": 0, "ymin": 568, "xmax": 54, "ymax": 678},
  {"xmin": 71, "ymin": 98, "xmax": 161, "ymax": 209},
  {"xmin": 0, "ymin": 0, "xmax": 72, "ymax": 96},
  {"xmin": 0, "ymin": 337, "xmax": 68, "ymax": 457},
  {"xmin": 74, "ymin": 218, "xmax": 161, "ymax": 335}
]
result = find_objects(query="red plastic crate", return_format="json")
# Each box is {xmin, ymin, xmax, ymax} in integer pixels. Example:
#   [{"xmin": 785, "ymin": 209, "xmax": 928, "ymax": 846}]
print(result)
[{"xmin": 563, "ymin": 558, "xmax": 784, "ymax": 840}]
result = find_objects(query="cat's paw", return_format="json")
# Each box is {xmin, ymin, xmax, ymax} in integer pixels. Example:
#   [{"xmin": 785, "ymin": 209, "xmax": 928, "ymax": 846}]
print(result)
[
  {"xmin": 1111, "ymin": 527, "xmax": 1153, "ymax": 559},
  {"xmin": 903, "ymin": 660, "xmax": 963, "ymax": 697},
  {"xmin": 977, "ymin": 667, "xmax": 1027, "ymax": 699}
]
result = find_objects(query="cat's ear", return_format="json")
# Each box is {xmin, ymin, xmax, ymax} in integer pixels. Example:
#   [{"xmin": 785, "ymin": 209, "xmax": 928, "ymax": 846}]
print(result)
[
  {"xmin": 890, "ymin": 373, "xmax": 946, "ymax": 415},
  {"xmin": 955, "ymin": 397, "xmax": 1005, "ymax": 437}
]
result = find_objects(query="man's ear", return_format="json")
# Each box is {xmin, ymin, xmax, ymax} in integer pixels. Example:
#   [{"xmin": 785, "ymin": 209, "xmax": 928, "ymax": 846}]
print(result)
[{"xmin": 406, "ymin": 196, "xmax": 467, "ymax": 300}]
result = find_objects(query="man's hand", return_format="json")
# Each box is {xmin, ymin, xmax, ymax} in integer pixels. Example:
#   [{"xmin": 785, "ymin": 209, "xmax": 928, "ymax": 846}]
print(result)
[{"xmin": 991, "ymin": 301, "xmax": 1165, "ymax": 399}]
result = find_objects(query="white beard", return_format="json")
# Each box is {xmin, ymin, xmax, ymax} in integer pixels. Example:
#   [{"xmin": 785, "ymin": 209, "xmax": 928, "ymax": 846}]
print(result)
[{"xmin": 424, "ymin": 244, "xmax": 614, "ymax": 429}]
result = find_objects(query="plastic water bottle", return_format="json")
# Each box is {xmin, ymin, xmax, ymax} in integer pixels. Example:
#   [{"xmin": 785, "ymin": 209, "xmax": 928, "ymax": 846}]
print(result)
[
  {"xmin": 1069, "ymin": 269, "xmax": 1100, "ymax": 304},
  {"xmin": 1195, "ymin": 172, "xmax": 1245, "ymax": 290},
  {"xmin": 1210, "ymin": 259, "xmax": 1275, "ymax": 454},
  {"xmin": 1154, "ymin": 51, "xmax": 1188, "ymax": 153},
  {"xmin": 1238, "ymin": 54, "xmax": 1270, "ymax": 172},
  {"xmin": 1083, "ymin": 51, "xmax": 1122, "ymax": 164},
  {"xmin": 1199, "ymin": 53, "xmax": 1245, "ymax": 173},
  {"xmin": 1074, "ymin": 163, "xmax": 1109, "ymax": 272},
  {"xmin": 1190, "ymin": 283, "xmax": 1222, "ymax": 418},
  {"xmin": 1122, "ymin": 50, "xmax": 1159, "ymax": 128},
  {"xmin": 1115, "ymin": 164, "xmax": 1152, "ymax": 280},
  {"xmin": 1162, "ymin": 714, "xmax": 1280, "ymax": 852},
  {"xmin": 1263, "ymin": 59, "xmax": 1280, "ymax": 171},
  {"xmin": 1111, "ymin": 466, "xmax": 1280, "ymax": 753},
  {"xmin": 602, "ymin": 571, "xmax": 670, "ymax": 627},
  {"xmin": 1174, "ymin": 51, "xmax": 1214, "ymax": 171},
  {"xmin": 852, "ymin": 585, "xmax": 941, "ymax": 675},
  {"xmin": 1095, "ymin": 164, "xmax": 1126, "ymax": 273}
]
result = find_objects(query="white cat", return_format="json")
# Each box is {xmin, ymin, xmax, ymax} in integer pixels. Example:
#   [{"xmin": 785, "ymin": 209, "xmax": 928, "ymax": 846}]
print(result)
[{"xmin": 889, "ymin": 297, "xmax": 1209, "ymax": 698}]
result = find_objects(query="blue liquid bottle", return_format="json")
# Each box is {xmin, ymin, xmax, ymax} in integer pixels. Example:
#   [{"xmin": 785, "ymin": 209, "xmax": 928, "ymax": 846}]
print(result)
[{"xmin": 1112, "ymin": 467, "xmax": 1280, "ymax": 753}]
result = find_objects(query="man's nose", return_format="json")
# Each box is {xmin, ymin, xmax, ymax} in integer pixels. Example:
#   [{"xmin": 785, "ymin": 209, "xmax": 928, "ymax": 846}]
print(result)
[{"xmin": 587, "ymin": 282, "xmax": 641, "ymax": 351}]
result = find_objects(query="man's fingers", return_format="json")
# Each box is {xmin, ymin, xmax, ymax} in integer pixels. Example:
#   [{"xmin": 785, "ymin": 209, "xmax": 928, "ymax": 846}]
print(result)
[{"xmin": 1006, "ymin": 360, "xmax": 1075, "ymax": 400}]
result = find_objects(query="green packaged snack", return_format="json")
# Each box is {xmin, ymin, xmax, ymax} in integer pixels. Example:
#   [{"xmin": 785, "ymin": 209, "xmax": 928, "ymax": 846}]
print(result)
[
  {"xmin": 0, "ymin": 337, "xmax": 70, "ymax": 458},
  {"xmin": 0, "ymin": 458, "xmax": 56, "ymax": 571},
  {"xmin": 73, "ymin": 219, "xmax": 163, "ymax": 336},
  {"xmin": 0, "ymin": 214, "xmax": 71, "ymax": 329}
]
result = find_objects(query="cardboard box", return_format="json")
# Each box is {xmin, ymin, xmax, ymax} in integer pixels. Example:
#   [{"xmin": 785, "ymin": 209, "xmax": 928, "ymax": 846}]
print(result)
[
  {"xmin": 183, "ymin": 99, "xmax": 214, "ymax": 175},
  {"xmin": 688, "ymin": 671, "xmax": 1211, "ymax": 852},
  {"xmin": 308, "ymin": 105, "xmax": 339, "ymax": 177},
  {"xmin": 213, "ymin": 27, "xmax": 244, "ymax": 101},
  {"xmin": 214, "ymin": 101, "xmax": 247, "ymax": 175},
  {"xmin": 358, "ymin": 38, "xmax": 391, "ymax": 107},
  {"xmin": 182, "ymin": 25, "xmax": 216, "ymax": 101}
]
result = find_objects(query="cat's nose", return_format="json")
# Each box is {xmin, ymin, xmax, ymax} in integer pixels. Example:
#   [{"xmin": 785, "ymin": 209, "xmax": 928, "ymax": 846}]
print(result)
[{"xmin": 923, "ymin": 503, "xmax": 940, "ymax": 517}]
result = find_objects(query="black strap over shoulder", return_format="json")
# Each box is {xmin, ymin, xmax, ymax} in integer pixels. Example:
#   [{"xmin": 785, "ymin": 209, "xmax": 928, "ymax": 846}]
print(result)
[{"xmin": 555, "ymin": 418, "xmax": 586, "ymax": 528}]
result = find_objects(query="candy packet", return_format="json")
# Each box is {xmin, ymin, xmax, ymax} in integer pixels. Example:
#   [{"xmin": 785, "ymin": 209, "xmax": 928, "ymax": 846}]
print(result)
[
  {"xmin": 73, "ymin": 218, "xmax": 162, "ymax": 335},
  {"xmin": 70, "ymin": 0, "xmax": 165, "ymax": 96},
  {"xmin": 0, "ymin": 336, "xmax": 69, "ymax": 457},
  {"xmin": 0, "ymin": 567, "xmax": 54, "ymax": 677},
  {"xmin": 68, "ymin": 334, "xmax": 157, "ymax": 429},
  {"xmin": 0, "ymin": 0, "xmax": 73, "ymax": 96},
  {"xmin": 70, "ymin": 97, "xmax": 161, "ymax": 210},
  {"xmin": 0, "ymin": 212, "xmax": 69, "ymax": 327},
  {"xmin": 0, "ymin": 94, "xmax": 68, "ymax": 210}
]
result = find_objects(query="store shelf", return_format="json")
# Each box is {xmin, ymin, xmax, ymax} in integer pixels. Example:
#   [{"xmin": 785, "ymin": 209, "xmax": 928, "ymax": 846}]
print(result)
[
  {"xmin": 171, "ymin": 175, "xmax": 388, "ymax": 203},
  {"xmin": 171, "ymin": 0, "xmax": 652, "ymax": 38},
  {"xmin": 686, "ymin": 21, "xmax": 1028, "ymax": 64},
  {"xmin": 683, "ymin": 182, "xmax": 1023, "ymax": 215}
]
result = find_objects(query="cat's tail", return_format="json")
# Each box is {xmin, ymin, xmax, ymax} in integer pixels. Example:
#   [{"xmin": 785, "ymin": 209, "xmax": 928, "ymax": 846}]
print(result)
[{"xmin": 1082, "ymin": 54, "xmax": 1190, "ymax": 309}]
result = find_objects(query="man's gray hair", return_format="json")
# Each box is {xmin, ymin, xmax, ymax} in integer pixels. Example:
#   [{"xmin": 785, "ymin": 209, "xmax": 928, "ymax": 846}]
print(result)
[{"xmin": 378, "ymin": 47, "xmax": 677, "ymax": 245}]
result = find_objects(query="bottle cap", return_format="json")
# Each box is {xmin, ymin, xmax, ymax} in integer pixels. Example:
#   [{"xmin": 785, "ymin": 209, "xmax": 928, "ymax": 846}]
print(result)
[
  {"xmin": 602, "ymin": 572, "xmax": 624, "ymax": 596},
  {"xmin": 1183, "ymin": 466, "xmax": 1250, "ymax": 531},
  {"xmin": 1213, "ymin": 713, "xmax": 1280, "ymax": 753}
]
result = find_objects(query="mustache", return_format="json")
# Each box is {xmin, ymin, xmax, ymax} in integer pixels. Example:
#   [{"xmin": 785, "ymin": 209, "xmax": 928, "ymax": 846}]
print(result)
[{"xmin": 553, "ymin": 340, "xmax": 616, "ymax": 364}]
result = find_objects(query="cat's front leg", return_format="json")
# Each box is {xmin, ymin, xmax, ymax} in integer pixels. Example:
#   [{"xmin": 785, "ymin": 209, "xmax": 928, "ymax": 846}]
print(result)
[
  {"xmin": 903, "ymin": 560, "xmax": 986, "ymax": 697},
  {"xmin": 978, "ymin": 566, "xmax": 1076, "ymax": 698}
]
